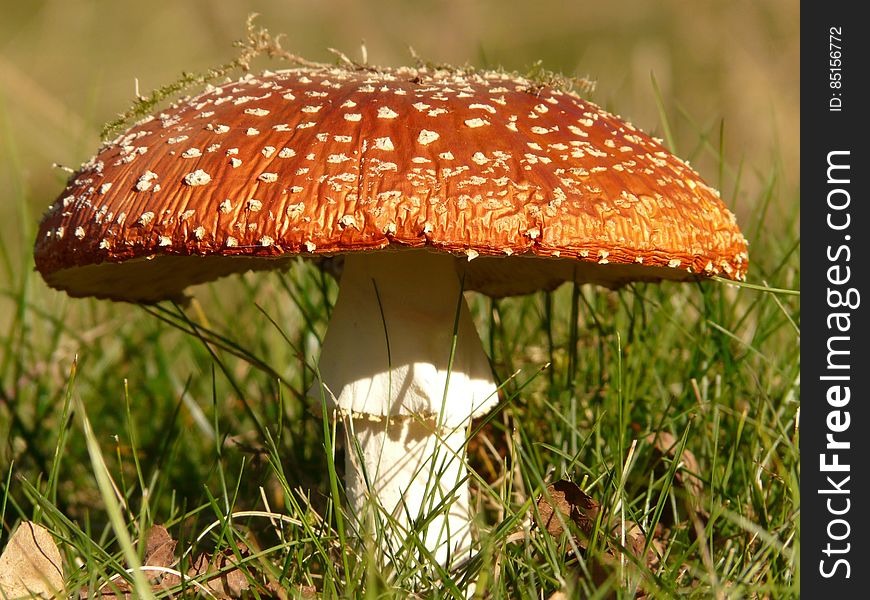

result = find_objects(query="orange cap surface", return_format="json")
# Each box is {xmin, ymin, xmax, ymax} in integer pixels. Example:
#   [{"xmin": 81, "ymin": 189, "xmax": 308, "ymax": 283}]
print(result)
[{"xmin": 34, "ymin": 66, "xmax": 748, "ymax": 302}]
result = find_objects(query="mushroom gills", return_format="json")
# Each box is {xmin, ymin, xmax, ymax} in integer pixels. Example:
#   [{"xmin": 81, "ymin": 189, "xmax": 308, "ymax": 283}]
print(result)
[{"xmin": 313, "ymin": 249, "xmax": 499, "ymax": 565}]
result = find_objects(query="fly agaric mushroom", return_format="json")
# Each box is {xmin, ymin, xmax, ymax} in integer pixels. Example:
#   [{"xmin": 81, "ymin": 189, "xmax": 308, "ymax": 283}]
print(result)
[{"xmin": 33, "ymin": 65, "xmax": 748, "ymax": 567}]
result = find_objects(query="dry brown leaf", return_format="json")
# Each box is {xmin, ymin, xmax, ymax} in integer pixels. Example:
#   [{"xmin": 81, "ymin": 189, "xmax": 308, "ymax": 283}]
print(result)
[
  {"xmin": 81, "ymin": 526, "xmax": 260, "ymax": 599},
  {"xmin": 534, "ymin": 480, "xmax": 665, "ymax": 591},
  {"xmin": 0, "ymin": 521, "xmax": 65, "ymax": 599},
  {"xmin": 645, "ymin": 432, "xmax": 707, "ymax": 518},
  {"xmin": 80, "ymin": 525, "xmax": 183, "ymax": 598},
  {"xmin": 143, "ymin": 524, "xmax": 177, "ymax": 569},
  {"xmin": 614, "ymin": 520, "xmax": 663, "ymax": 570},
  {"xmin": 188, "ymin": 545, "xmax": 253, "ymax": 598},
  {"xmin": 535, "ymin": 480, "xmax": 601, "ymax": 540}
]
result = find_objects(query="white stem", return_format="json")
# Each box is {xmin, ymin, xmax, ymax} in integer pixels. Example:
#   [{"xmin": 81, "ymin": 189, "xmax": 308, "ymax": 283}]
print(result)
[
  {"xmin": 314, "ymin": 250, "xmax": 498, "ymax": 566},
  {"xmin": 344, "ymin": 415, "xmax": 472, "ymax": 565}
]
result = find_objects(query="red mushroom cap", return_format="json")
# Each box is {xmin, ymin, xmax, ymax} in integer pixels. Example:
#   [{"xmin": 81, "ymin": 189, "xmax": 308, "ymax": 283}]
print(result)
[{"xmin": 34, "ymin": 66, "xmax": 748, "ymax": 302}]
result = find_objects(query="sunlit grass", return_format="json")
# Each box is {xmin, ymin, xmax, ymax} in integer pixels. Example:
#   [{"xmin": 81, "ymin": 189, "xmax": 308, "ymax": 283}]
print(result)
[{"xmin": 1, "ymin": 171, "xmax": 800, "ymax": 597}]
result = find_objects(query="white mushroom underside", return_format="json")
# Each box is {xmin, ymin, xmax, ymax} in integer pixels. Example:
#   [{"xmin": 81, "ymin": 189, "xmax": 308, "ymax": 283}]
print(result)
[{"xmin": 313, "ymin": 249, "xmax": 499, "ymax": 564}]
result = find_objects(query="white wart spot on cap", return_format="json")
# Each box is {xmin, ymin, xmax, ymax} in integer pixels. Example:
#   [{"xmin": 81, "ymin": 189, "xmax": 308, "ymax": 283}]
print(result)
[
  {"xmin": 373, "ymin": 137, "xmax": 394, "ymax": 151},
  {"xmin": 182, "ymin": 148, "xmax": 202, "ymax": 159},
  {"xmin": 137, "ymin": 212, "xmax": 155, "ymax": 226},
  {"xmin": 247, "ymin": 199, "xmax": 263, "ymax": 211},
  {"xmin": 469, "ymin": 103, "xmax": 496, "ymax": 113},
  {"xmin": 344, "ymin": 113, "xmax": 362, "ymax": 122},
  {"xmin": 183, "ymin": 169, "xmax": 211, "ymax": 186},
  {"xmin": 417, "ymin": 130, "xmax": 440, "ymax": 145},
  {"xmin": 464, "ymin": 118, "xmax": 489, "ymax": 128},
  {"xmin": 262, "ymin": 146, "xmax": 276, "ymax": 158},
  {"xmin": 135, "ymin": 171, "xmax": 158, "ymax": 192},
  {"xmin": 219, "ymin": 199, "xmax": 233, "ymax": 213},
  {"xmin": 258, "ymin": 172, "xmax": 278, "ymax": 183},
  {"xmin": 338, "ymin": 214, "xmax": 357, "ymax": 229},
  {"xmin": 377, "ymin": 107, "xmax": 399, "ymax": 119}
]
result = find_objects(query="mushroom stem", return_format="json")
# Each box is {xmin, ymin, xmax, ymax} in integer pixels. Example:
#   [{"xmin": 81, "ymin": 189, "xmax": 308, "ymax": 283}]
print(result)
[
  {"xmin": 343, "ymin": 415, "xmax": 473, "ymax": 564},
  {"xmin": 315, "ymin": 250, "xmax": 498, "ymax": 566}
]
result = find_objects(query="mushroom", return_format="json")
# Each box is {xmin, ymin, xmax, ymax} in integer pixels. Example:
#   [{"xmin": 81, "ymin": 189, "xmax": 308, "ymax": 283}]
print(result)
[{"xmin": 33, "ymin": 65, "xmax": 748, "ymax": 567}]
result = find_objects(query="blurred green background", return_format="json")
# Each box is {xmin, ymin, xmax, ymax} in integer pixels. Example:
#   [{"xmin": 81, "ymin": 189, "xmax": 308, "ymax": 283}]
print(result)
[{"xmin": 0, "ymin": 0, "xmax": 798, "ymax": 315}]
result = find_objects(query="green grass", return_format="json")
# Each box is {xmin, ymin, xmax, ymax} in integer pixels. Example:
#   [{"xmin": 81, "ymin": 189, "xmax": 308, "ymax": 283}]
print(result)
[
  {"xmin": 0, "ymin": 53, "xmax": 798, "ymax": 600},
  {"xmin": 1, "ymin": 192, "xmax": 799, "ymax": 598}
]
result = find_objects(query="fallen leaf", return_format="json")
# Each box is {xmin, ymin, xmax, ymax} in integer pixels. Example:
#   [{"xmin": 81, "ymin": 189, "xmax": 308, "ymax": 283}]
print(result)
[
  {"xmin": 143, "ymin": 524, "xmax": 176, "ymax": 569},
  {"xmin": 0, "ymin": 521, "xmax": 65, "ymax": 599},
  {"xmin": 613, "ymin": 520, "xmax": 663, "ymax": 570},
  {"xmin": 534, "ymin": 480, "xmax": 665, "ymax": 595},
  {"xmin": 645, "ymin": 432, "xmax": 707, "ymax": 518},
  {"xmin": 535, "ymin": 480, "xmax": 601, "ymax": 540},
  {"xmin": 80, "ymin": 524, "xmax": 183, "ymax": 598},
  {"xmin": 188, "ymin": 544, "xmax": 253, "ymax": 598},
  {"xmin": 77, "ymin": 524, "xmax": 268, "ymax": 599}
]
